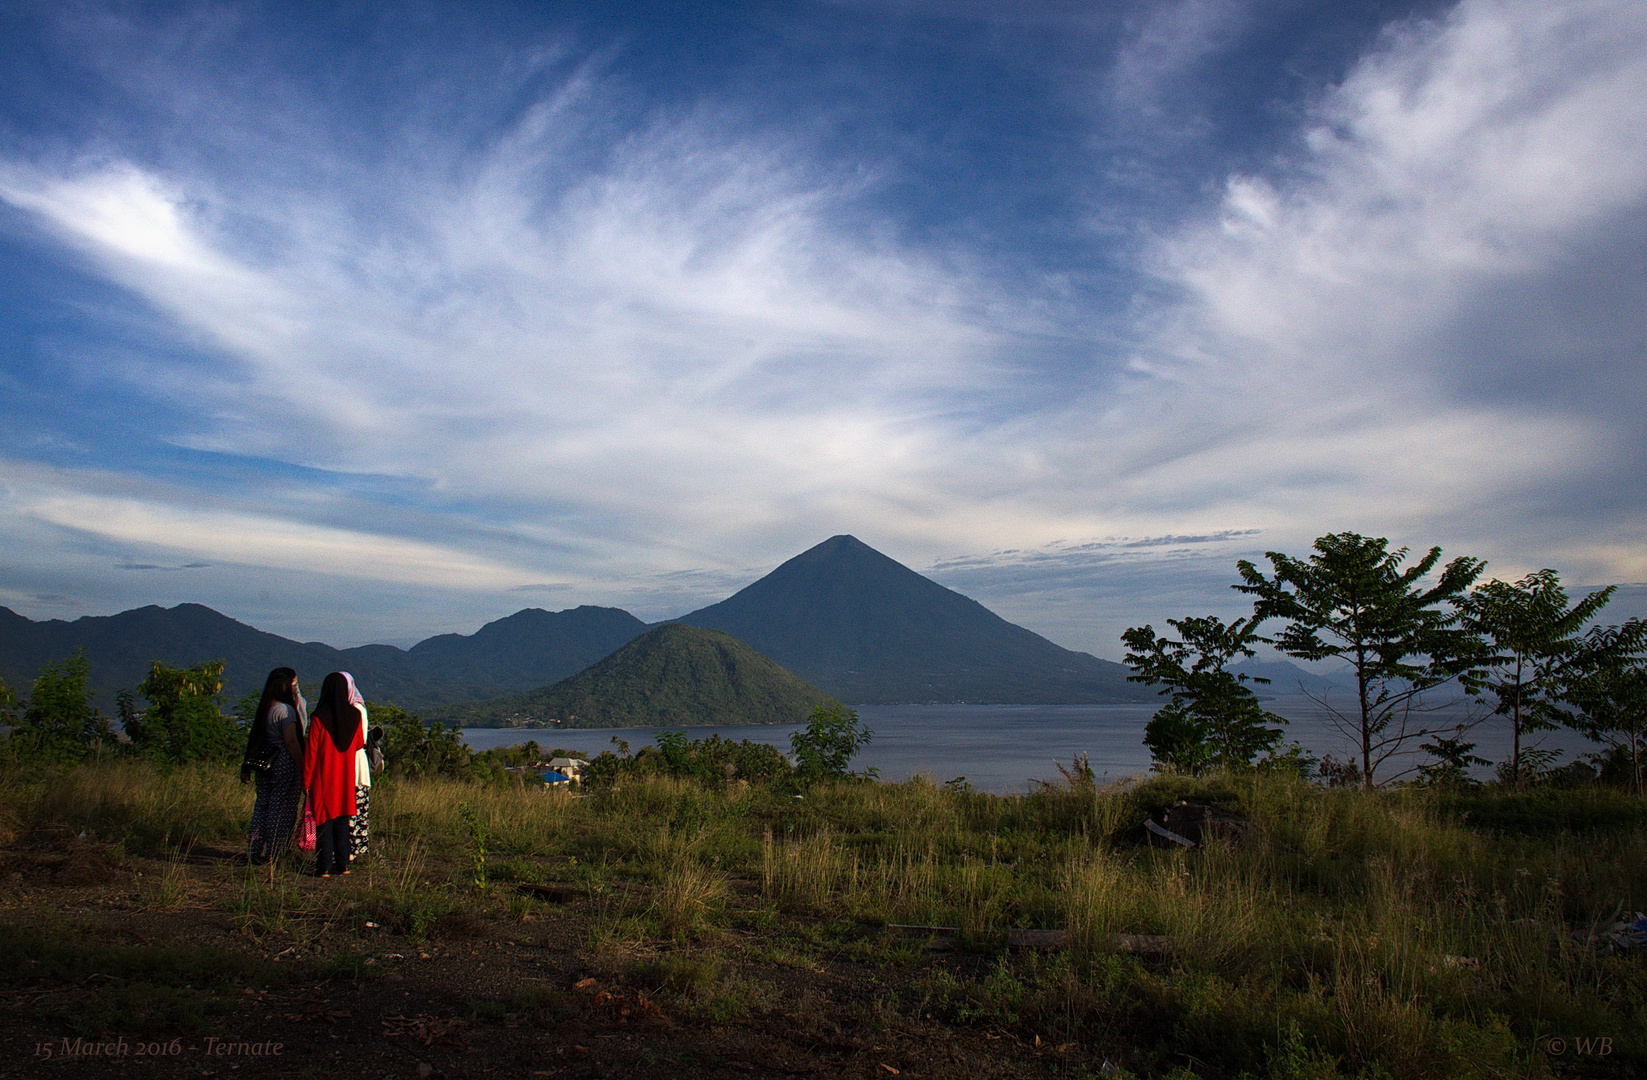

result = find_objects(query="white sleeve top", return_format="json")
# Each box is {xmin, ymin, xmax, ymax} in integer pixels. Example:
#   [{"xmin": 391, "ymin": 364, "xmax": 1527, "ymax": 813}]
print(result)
[{"xmin": 353, "ymin": 703, "xmax": 372, "ymax": 789}]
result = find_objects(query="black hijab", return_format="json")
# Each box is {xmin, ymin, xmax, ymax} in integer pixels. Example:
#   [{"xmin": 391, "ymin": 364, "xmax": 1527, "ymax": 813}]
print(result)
[{"xmin": 311, "ymin": 671, "xmax": 361, "ymax": 753}]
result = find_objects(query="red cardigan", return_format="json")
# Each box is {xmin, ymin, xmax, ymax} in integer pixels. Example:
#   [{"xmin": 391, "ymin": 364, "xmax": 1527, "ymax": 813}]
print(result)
[{"xmin": 304, "ymin": 707, "xmax": 364, "ymax": 825}]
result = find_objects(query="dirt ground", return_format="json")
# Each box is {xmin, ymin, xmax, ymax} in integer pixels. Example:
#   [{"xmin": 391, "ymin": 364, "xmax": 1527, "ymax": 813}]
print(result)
[{"xmin": 0, "ymin": 838, "xmax": 1118, "ymax": 1080}]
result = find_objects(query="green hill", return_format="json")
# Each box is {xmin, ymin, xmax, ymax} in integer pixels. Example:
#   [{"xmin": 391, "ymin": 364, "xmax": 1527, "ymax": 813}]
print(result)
[{"xmin": 425, "ymin": 624, "xmax": 840, "ymax": 728}]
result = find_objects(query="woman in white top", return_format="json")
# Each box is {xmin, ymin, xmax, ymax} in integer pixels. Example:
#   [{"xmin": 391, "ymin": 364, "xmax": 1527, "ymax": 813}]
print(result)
[{"xmin": 338, "ymin": 673, "xmax": 376, "ymax": 858}]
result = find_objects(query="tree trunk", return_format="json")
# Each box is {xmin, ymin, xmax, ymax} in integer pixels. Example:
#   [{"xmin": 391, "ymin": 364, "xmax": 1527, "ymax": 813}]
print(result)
[
  {"xmin": 1359, "ymin": 661, "xmax": 1373, "ymax": 790},
  {"xmin": 1511, "ymin": 656, "xmax": 1524, "ymax": 786}
]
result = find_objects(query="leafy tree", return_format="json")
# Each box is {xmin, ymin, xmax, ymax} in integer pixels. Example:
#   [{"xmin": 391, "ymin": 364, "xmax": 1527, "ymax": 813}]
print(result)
[
  {"xmin": 1315, "ymin": 754, "xmax": 1363, "ymax": 788},
  {"xmin": 9, "ymin": 651, "xmax": 110, "ymax": 764},
  {"xmin": 479, "ymin": 739, "xmax": 544, "ymax": 766},
  {"xmin": 1123, "ymin": 615, "xmax": 1287, "ymax": 775},
  {"xmin": 790, "ymin": 704, "xmax": 874, "ymax": 779},
  {"xmin": 377, "ymin": 702, "xmax": 470, "ymax": 779},
  {"xmin": 1256, "ymin": 742, "xmax": 1319, "ymax": 777},
  {"xmin": 1457, "ymin": 570, "xmax": 1614, "ymax": 784},
  {"xmin": 1492, "ymin": 745, "xmax": 1565, "ymax": 786},
  {"xmin": 116, "ymin": 688, "xmax": 139, "ymax": 739},
  {"xmin": 1138, "ymin": 701, "xmax": 1215, "ymax": 777},
  {"xmin": 1561, "ymin": 620, "xmax": 1647, "ymax": 795},
  {"xmin": 654, "ymin": 729, "xmax": 696, "ymax": 775},
  {"xmin": 657, "ymin": 731, "xmax": 791, "ymax": 782},
  {"xmin": 1416, "ymin": 726, "xmax": 1490, "ymax": 787},
  {"xmin": 127, "ymin": 660, "xmax": 239, "ymax": 763},
  {"xmin": 582, "ymin": 749, "xmax": 625, "ymax": 788},
  {"xmin": 1236, "ymin": 532, "xmax": 1485, "ymax": 787}
]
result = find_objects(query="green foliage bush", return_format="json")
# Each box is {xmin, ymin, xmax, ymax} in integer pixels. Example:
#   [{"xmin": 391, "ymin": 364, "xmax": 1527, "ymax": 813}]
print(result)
[
  {"xmin": 790, "ymin": 704, "xmax": 873, "ymax": 779},
  {"xmin": 127, "ymin": 660, "xmax": 239, "ymax": 764},
  {"xmin": 3, "ymin": 655, "xmax": 246, "ymax": 768},
  {"xmin": 3, "ymin": 651, "xmax": 114, "ymax": 765},
  {"xmin": 583, "ymin": 731, "xmax": 794, "ymax": 788}
]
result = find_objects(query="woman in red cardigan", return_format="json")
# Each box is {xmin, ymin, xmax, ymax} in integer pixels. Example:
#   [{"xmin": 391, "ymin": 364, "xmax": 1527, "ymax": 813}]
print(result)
[{"xmin": 305, "ymin": 671, "xmax": 366, "ymax": 877}]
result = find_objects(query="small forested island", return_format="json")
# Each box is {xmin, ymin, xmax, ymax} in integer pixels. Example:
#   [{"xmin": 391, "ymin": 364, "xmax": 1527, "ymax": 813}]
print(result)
[{"xmin": 423, "ymin": 623, "xmax": 841, "ymax": 729}]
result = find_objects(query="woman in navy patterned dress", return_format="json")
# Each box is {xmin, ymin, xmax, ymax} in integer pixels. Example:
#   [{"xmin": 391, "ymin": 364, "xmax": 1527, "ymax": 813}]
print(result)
[{"xmin": 243, "ymin": 667, "xmax": 306, "ymax": 863}]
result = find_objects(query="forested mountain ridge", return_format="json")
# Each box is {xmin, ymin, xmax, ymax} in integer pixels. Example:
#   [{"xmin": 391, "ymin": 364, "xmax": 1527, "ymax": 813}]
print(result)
[{"xmin": 0, "ymin": 603, "xmax": 647, "ymax": 711}]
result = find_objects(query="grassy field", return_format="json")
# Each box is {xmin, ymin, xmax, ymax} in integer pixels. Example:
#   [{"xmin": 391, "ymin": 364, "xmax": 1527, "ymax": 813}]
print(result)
[{"xmin": 2, "ymin": 759, "xmax": 1644, "ymax": 1078}]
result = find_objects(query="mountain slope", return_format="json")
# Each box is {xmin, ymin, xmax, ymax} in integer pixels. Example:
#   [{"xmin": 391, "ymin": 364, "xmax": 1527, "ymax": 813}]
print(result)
[
  {"xmin": 0, "ymin": 604, "xmax": 348, "ymax": 710},
  {"xmin": 399, "ymin": 606, "xmax": 649, "ymax": 701},
  {"xmin": 0, "ymin": 604, "xmax": 647, "ymax": 712},
  {"xmin": 1231, "ymin": 659, "xmax": 1351, "ymax": 696},
  {"xmin": 425, "ymin": 624, "xmax": 840, "ymax": 729},
  {"xmin": 675, "ymin": 535, "xmax": 1149, "ymax": 704}
]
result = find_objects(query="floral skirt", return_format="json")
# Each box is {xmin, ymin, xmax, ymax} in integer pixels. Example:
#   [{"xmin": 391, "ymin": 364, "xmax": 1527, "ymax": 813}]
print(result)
[
  {"xmin": 248, "ymin": 752, "xmax": 303, "ymax": 861},
  {"xmin": 350, "ymin": 785, "xmax": 370, "ymax": 858}
]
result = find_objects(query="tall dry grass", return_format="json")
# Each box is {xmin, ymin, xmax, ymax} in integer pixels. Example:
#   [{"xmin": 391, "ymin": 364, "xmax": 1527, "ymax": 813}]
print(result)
[
  {"xmin": 1, "ymin": 760, "xmax": 251, "ymax": 852},
  {"xmin": 6, "ymin": 757, "xmax": 1645, "ymax": 1077}
]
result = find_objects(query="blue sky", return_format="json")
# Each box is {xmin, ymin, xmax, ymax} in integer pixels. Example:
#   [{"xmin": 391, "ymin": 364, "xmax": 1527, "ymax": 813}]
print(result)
[{"xmin": 1, "ymin": 0, "xmax": 1644, "ymax": 656}]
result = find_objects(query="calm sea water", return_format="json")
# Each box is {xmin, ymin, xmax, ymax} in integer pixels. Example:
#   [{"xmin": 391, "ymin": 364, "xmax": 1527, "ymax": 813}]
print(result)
[{"xmin": 460, "ymin": 695, "xmax": 1597, "ymax": 793}]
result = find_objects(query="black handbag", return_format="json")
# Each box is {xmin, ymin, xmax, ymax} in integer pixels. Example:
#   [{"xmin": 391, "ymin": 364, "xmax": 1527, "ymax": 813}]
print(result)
[{"xmin": 244, "ymin": 735, "xmax": 281, "ymax": 772}]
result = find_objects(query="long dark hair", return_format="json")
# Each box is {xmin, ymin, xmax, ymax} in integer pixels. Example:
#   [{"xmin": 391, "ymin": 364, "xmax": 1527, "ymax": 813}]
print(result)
[
  {"xmin": 311, "ymin": 671, "xmax": 360, "ymax": 753},
  {"xmin": 240, "ymin": 667, "xmax": 299, "ymax": 782}
]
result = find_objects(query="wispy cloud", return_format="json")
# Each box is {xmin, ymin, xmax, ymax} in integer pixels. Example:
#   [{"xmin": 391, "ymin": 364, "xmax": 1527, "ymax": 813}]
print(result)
[
  {"xmin": 1, "ymin": 98, "xmax": 1008, "ymax": 529},
  {"xmin": 930, "ymin": 530, "xmax": 1265, "ymax": 580},
  {"xmin": 29, "ymin": 489, "xmax": 536, "ymax": 589},
  {"xmin": 1109, "ymin": 0, "xmax": 1647, "ymax": 575},
  {"xmin": 1107, "ymin": 0, "xmax": 1247, "ymax": 107}
]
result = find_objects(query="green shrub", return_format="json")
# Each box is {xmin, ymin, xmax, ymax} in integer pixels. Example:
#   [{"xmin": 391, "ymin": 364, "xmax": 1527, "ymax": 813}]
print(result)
[
  {"xmin": 790, "ymin": 705, "xmax": 873, "ymax": 779},
  {"xmin": 127, "ymin": 660, "xmax": 239, "ymax": 764},
  {"xmin": 4, "ymin": 652, "xmax": 114, "ymax": 765}
]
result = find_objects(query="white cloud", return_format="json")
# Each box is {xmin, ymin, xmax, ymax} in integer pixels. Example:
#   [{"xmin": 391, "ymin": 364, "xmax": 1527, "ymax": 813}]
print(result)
[
  {"xmin": 1175, "ymin": 0, "xmax": 1647, "ymax": 346},
  {"xmin": 901, "ymin": 0, "xmax": 1647, "ymax": 649},
  {"xmin": 0, "ymin": 82, "xmax": 1071, "ymax": 619},
  {"xmin": 0, "ymin": 162, "xmax": 301, "ymax": 367},
  {"xmin": 1106, "ymin": 0, "xmax": 1246, "ymax": 110},
  {"xmin": 10, "ymin": 486, "xmax": 538, "ymax": 592},
  {"xmin": 0, "ymin": 164, "xmax": 211, "ymax": 271},
  {"xmin": 1, "ymin": 105, "xmax": 1013, "ymax": 533},
  {"xmin": 1110, "ymin": 0, "xmax": 1647, "ymax": 570}
]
